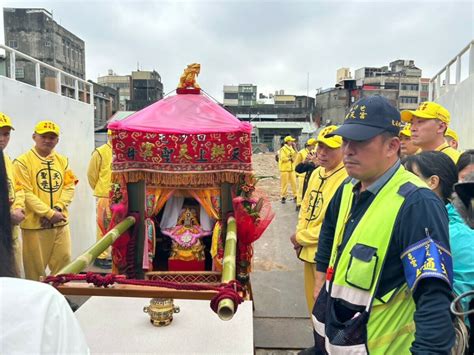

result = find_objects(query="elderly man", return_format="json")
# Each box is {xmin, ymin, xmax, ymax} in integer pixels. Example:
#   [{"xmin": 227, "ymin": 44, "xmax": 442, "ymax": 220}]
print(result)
[
  {"xmin": 14, "ymin": 121, "xmax": 77, "ymax": 281},
  {"xmin": 401, "ymin": 101, "xmax": 460, "ymax": 163},
  {"xmin": 311, "ymin": 96, "xmax": 454, "ymax": 354},
  {"xmin": 291, "ymin": 126, "xmax": 347, "ymax": 315}
]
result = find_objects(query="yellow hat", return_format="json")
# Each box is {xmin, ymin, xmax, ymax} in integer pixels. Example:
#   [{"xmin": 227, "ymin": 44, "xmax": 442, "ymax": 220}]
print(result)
[
  {"xmin": 317, "ymin": 125, "xmax": 342, "ymax": 148},
  {"xmin": 284, "ymin": 135, "xmax": 296, "ymax": 143},
  {"xmin": 399, "ymin": 124, "xmax": 412, "ymax": 137},
  {"xmin": 445, "ymin": 128, "xmax": 459, "ymax": 142},
  {"xmin": 401, "ymin": 101, "xmax": 450, "ymax": 124},
  {"xmin": 0, "ymin": 113, "xmax": 14, "ymax": 130},
  {"xmin": 34, "ymin": 120, "xmax": 60, "ymax": 135},
  {"xmin": 306, "ymin": 138, "xmax": 317, "ymax": 146}
]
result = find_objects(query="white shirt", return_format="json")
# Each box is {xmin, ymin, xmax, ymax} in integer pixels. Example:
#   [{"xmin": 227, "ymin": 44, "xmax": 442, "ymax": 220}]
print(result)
[{"xmin": 0, "ymin": 277, "xmax": 90, "ymax": 354}]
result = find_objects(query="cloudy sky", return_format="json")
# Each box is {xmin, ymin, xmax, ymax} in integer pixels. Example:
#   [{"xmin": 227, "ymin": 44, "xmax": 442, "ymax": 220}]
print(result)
[{"xmin": 1, "ymin": 0, "xmax": 473, "ymax": 100}]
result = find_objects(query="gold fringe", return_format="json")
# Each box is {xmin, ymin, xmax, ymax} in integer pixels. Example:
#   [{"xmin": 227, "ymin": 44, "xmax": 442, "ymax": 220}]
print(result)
[{"xmin": 112, "ymin": 171, "xmax": 253, "ymax": 187}]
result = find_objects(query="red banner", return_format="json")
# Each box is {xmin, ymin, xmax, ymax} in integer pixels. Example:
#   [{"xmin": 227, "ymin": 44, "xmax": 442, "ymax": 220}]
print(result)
[{"xmin": 111, "ymin": 130, "xmax": 252, "ymax": 174}]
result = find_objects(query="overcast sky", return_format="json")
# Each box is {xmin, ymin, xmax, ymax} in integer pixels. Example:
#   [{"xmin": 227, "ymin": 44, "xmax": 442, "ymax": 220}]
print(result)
[{"xmin": 1, "ymin": 0, "xmax": 473, "ymax": 101}]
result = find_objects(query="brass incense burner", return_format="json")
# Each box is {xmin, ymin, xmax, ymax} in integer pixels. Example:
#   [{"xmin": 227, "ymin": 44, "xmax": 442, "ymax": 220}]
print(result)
[{"xmin": 143, "ymin": 298, "xmax": 180, "ymax": 327}]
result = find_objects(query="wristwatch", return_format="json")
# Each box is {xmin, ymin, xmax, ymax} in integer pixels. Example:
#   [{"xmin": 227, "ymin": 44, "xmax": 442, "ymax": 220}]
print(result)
[{"xmin": 53, "ymin": 206, "xmax": 62, "ymax": 212}]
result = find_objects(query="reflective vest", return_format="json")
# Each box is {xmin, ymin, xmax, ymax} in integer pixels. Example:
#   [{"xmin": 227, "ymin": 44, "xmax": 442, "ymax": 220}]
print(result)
[{"xmin": 314, "ymin": 166, "xmax": 426, "ymax": 354}]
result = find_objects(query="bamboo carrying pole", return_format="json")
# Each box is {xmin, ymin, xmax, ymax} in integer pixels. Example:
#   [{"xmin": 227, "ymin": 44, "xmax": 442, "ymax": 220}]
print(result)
[
  {"xmin": 217, "ymin": 216, "xmax": 237, "ymax": 320},
  {"xmin": 55, "ymin": 216, "xmax": 136, "ymax": 275}
]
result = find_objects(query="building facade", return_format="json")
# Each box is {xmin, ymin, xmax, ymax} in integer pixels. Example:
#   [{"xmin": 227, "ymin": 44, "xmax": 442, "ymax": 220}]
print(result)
[
  {"xmin": 354, "ymin": 59, "xmax": 423, "ymax": 110},
  {"xmin": 126, "ymin": 70, "xmax": 164, "ymax": 111},
  {"xmin": 87, "ymin": 80, "xmax": 119, "ymax": 129},
  {"xmin": 98, "ymin": 70, "xmax": 131, "ymax": 111},
  {"xmin": 223, "ymin": 84, "xmax": 257, "ymax": 106},
  {"xmin": 3, "ymin": 7, "xmax": 85, "ymax": 92}
]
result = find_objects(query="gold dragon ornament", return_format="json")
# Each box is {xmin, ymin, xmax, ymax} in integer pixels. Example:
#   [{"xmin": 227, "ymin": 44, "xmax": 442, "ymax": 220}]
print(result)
[{"xmin": 177, "ymin": 63, "xmax": 201, "ymax": 89}]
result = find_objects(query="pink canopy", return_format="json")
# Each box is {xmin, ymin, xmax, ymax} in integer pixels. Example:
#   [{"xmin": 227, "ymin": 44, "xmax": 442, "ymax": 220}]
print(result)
[
  {"xmin": 109, "ymin": 92, "xmax": 253, "ymax": 187},
  {"xmin": 108, "ymin": 93, "xmax": 252, "ymax": 134}
]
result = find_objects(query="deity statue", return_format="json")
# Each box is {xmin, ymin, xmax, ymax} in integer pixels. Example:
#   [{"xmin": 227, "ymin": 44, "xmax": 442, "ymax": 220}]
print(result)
[{"xmin": 177, "ymin": 63, "xmax": 201, "ymax": 89}]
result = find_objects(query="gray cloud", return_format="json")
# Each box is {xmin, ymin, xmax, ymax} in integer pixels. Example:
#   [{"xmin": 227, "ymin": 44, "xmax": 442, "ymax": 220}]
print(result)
[{"xmin": 1, "ymin": 0, "xmax": 473, "ymax": 100}]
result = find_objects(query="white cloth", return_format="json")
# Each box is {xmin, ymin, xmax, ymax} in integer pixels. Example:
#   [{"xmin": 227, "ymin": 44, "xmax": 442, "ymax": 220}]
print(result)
[
  {"xmin": 160, "ymin": 196, "xmax": 215, "ymax": 232},
  {"xmin": 159, "ymin": 195, "xmax": 185, "ymax": 230},
  {"xmin": 0, "ymin": 277, "xmax": 90, "ymax": 354}
]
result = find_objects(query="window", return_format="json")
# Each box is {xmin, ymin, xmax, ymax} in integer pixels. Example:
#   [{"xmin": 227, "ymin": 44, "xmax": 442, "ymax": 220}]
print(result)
[
  {"xmin": 15, "ymin": 68, "xmax": 24, "ymax": 79},
  {"xmin": 224, "ymin": 93, "xmax": 238, "ymax": 100},
  {"xmin": 421, "ymin": 84, "xmax": 429, "ymax": 91},
  {"xmin": 400, "ymin": 97, "xmax": 418, "ymax": 104},
  {"xmin": 401, "ymin": 84, "xmax": 419, "ymax": 91},
  {"xmin": 8, "ymin": 40, "xmax": 18, "ymax": 49},
  {"xmin": 45, "ymin": 41, "xmax": 51, "ymax": 47}
]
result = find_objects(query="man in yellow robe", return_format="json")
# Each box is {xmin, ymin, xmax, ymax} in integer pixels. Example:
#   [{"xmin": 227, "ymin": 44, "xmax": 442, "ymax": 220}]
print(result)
[
  {"xmin": 14, "ymin": 121, "xmax": 77, "ymax": 281},
  {"xmin": 290, "ymin": 126, "xmax": 347, "ymax": 315},
  {"xmin": 278, "ymin": 135, "xmax": 298, "ymax": 203},
  {"xmin": 87, "ymin": 130, "xmax": 113, "ymax": 269},
  {"xmin": 0, "ymin": 112, "xmax": 25, "ymax": 274}
]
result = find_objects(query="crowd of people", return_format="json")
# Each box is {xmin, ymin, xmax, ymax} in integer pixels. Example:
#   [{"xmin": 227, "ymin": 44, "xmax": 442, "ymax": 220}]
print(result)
[
  {"xmin": 280, "ymin": 98, "xmax": 474, "ymax": 354},
  {"xmin": 1, "ymin": 96, "xmax": 474, "ymax": 353}
]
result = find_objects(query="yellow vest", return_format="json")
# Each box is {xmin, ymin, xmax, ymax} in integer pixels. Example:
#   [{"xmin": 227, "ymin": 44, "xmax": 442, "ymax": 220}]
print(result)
[
  {"xmin": 295, "ymin": 162, "xmax": 347, "ymax": 262},
  {"xmin": 278, "ymin": 145, "xmax": 296, "ymax": 172},
  {"xmin": 13, "ymin": 148, "xmax": 77, "ymax": 230},
  {"xmin": 436, "ymin": 142, "xmax": 461, "ymax": 164},
  {"xmin": 87, "ymin": 143, "xmax": 112, "ymax": 198},
  {"xmin": 3, "ymin": 152, "xmax": 25, "ymax": 211}
]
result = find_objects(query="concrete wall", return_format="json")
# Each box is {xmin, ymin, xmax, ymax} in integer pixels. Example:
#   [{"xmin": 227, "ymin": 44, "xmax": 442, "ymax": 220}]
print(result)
[
  {"xmin": 0, "ymin": 76, "xmax": 95, "ymax": 259},
  {"xmin": 436, "ymin": 74, "xmax": 474, "ymax": 150}
]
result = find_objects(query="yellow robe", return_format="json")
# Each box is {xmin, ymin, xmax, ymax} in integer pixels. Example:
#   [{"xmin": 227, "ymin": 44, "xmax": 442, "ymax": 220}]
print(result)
[
  {"xmin": 435, "ymin": 142, "xmax": 461, "ymax": 164},
  {"xmin": 13, "ymin": 148, "xmax": 77, "ymax": 229},
  {"xmin": 278, "ymin": 144, "xmax": 296, "ymax": 172},
  {"xmin": 296, "ymin": 162, "xmax": 348, "ymax": 262},
  {"xmin": 87, "ymin": 143, "xmax": 113, "ymax": 259},
  {"xmin": 4, "ymin": 153, "xmax": 25, "ymax": 274},
  {"xmin": 295, "ymin": 162, "xmax": 347, "ymax": 314},
  {"xmin": 87, "ymin": 142, "xmax": 112, "ymax": 198},
  {"xmin": 294, "ymin": 148, "xmax": 313, "ymax": 206}
]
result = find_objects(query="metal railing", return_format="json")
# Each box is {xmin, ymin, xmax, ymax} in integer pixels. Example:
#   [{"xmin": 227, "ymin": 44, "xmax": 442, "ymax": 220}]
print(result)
[
  {"xmin": 0, "ymin": 43, "xmax": 93, "ymax": 104},
  {"xmin": 430, "ymin": 40, "xmax": 474, "ymax": 100}
]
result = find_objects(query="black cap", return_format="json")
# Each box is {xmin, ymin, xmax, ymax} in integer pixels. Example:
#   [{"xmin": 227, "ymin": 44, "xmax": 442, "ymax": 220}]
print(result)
[{"xmin": 326, "ymin": 95, "xmax": 401, "ymax": 141}]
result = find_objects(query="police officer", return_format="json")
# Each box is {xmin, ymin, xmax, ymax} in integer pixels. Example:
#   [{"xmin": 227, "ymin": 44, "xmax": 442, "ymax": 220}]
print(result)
[
  {"xmin": 312, "ymin": 96, "xmax": 455, "ymax": 354},
  {"xmin": 290, "ymin": 126, "xmax": 347, "ymax": 316},
  {"xmin": 294, "ymin": 138, "xmax": 317, "ymax": 211},
  {"xmin": 0, "ymin": 113, "xmax": 25, "ymax": 274},
  {"xmin": 14, "ymin": 121, "xmax": 77, "ymax": 281},
  {"xmin": 401, "ymin": 101, "xmax": 460, "ymax": 163},
  {"xmin": 87, "ymin": 129, "xmax": 113, "ymax": 269},
  {"xmin": 278, "ymin": 135, "xmax": 298, "ymax": 203}
]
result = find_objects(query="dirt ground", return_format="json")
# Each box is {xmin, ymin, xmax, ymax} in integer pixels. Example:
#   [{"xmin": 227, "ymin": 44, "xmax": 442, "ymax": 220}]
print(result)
[{"xmin": 252, "ymin": 153, "xmax": 281, "ymax": 201}]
